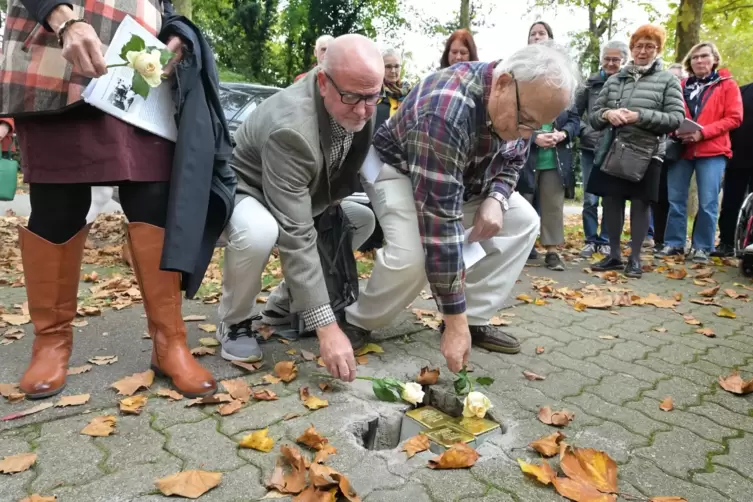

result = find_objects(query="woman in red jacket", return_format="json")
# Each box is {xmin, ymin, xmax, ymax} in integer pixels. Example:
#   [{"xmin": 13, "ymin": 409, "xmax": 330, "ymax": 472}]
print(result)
[{"xmin": 659, "ymin": 42, "xmax": 743, "ymax": 263}]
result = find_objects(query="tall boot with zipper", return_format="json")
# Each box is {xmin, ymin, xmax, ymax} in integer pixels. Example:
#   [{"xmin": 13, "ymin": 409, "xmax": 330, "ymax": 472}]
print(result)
[
  {"xmin": 18, "ymin": 224, "xmax": 91, "ymax": 399},
  {"xmin": 127, "ymin": 222, "xmax": 217, "ymax": 397}
]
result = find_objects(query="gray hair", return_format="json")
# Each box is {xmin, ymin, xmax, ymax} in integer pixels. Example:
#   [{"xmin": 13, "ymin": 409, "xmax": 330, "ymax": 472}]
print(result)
[
  {"xmin": 492, "ymin": 40, "xmax": 580, "ymax": 106},
  {"xmin": 315, "ymin": 35, "xmax": 334, "ymax": 53},
  {"xmin": 381, "ymin": 47, "xmax": 401, "ymax": 62},
  {"xmin": 601, "ymin": 39, "xmax": 629, "ymax": 61}
]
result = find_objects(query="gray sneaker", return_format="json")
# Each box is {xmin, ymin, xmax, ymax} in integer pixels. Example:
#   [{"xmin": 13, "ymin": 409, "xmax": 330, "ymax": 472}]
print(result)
[
  {"xmin": 598, "ymin": 245, "xmax": 611, "ymax": 256},
  {"xmin": 655, "ymin": 245, "xmax": 684, "ymax": 258},
  {"xmin": 216, "ymin": 319, "xmax": 263, "ymax": 362},
  {"xmin": 691, "ymin": 249, "xmax": 710, "ymax": 264},
  {"xmin": 580, "ymin": 243, "xmax": 597, "ymax": 258}
]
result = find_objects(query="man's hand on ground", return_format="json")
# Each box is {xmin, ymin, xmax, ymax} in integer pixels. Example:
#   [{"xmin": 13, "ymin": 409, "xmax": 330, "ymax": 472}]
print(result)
[
  {"xmin": 469, "ymin": 197, "xmax": 503, "ymax": 243},
  {"xmin": 441, "ymin": 314, "xmax": 471, "ymax": 373},
  {"xmin": 317, "ymin": 323, "xmax": 357, "ymax": 382}
]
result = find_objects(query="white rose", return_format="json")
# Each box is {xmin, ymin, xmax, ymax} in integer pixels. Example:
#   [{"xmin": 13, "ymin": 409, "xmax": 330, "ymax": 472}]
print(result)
[
  {"xmin": 126, "ymin": 49, "xmax": 164, "ymax": 88},
  {"xmin": 401, "ymin": 382, "xmax": 425, "ymax": 405},
  {"xmin": 463, "ymin": 391, "xmax": 493, "ymax": 419}
]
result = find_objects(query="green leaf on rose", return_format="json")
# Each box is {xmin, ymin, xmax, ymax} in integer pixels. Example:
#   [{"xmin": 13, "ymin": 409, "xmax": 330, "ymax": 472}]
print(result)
[
  {"xmin": 119, "ymin": 34, "xmax": 146, "ymax": 62},
  {"xmin": 158, "ymin": 49, "xmax": 175, "ymax": 66},
  {"xmin": 453, "ymin": 369, "xmax": 470, "ymax": 395},
  {"xmin": 131, "ymin": 72, "xmax": 150, "ymax": 99},
  {"xmin": 372, "ymin": 380, "xmax": 400, "ymax": 402}
]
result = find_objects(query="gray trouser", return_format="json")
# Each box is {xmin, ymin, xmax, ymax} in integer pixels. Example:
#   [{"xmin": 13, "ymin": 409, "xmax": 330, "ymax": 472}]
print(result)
[{"xmin": 523, "ymin": 169, "xmax": 565, "ymax": 247}]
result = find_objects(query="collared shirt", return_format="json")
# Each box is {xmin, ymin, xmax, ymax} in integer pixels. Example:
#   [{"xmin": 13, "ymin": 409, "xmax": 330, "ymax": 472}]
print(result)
[
  {"xmin": 301, "ymin": 116, "xmax": 355, "ymax": 331},
  {"xmin": 372, "ymin": 61, "xmax": 530, "ymax": 316}
]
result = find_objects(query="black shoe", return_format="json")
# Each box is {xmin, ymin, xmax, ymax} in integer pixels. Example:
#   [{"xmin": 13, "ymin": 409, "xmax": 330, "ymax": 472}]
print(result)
[
  {"xmin": 545, "ymin": 252, "xmax": 565, "ymax": 271},
  {"xmin": 624, "ymin": 257, "xmax": 643, "ymax": 278},
  {"xmin": 439, "ymin": 322, "xmax": 521, "ymax": 354},
  {"xmin": 339, "ymin": 321, "xmax": 369, "ymax": 351},
  {"xmin": 711, "ymin": 243, "xmax": 735, "ymax": 258},
  {"xmin": 529, "ymin": 247, "xmax": 540, "ymax": 260},
  {"xmin": 591, "ymin": 256, "xmax": 624, "ymax": 271}
]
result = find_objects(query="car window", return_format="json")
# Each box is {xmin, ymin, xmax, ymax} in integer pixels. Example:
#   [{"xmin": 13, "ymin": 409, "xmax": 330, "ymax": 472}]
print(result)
[
  {"xmin": 235, "ymin": 100, "xmax": 259, "ymax": 123},
  {"xmin": 219, "ymin": 88, "xmax": 251, "ymax": 121}
]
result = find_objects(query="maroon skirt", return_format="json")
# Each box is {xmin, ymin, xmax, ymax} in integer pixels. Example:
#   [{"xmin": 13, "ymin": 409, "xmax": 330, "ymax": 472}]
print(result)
[{"xmin": 15, "ymin": 104, "xmax": 174, "ymax": 184}]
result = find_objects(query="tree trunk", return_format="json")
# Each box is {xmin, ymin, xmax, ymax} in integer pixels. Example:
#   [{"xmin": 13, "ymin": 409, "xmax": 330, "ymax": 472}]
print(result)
[{"xmin": 459, "ymin": 0, "xmax": 471, "ymax": 30}]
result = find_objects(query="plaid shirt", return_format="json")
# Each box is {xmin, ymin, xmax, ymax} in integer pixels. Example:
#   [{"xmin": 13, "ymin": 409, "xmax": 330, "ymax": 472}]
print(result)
[
  {"xmin": 373, "ymin": 61, "xmax": 530, "ymax": 316},
  {"xmin": 0, "ymin": 0, "xmax": 164, "ymax": 116}
]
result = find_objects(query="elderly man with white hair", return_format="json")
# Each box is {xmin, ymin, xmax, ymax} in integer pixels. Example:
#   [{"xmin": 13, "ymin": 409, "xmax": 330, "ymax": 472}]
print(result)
[
  {"xmin": 295, "ymin": 34, "xmax": 334, "ymax": 82},
  {"xmin": 343, "ymin": 41, "xmax": 580, "ymax": 373}
]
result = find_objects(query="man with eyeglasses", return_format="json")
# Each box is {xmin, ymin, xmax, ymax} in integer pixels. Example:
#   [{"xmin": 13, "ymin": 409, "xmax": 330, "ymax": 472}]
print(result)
[
  {"xmin": 215, "ymin": 34, "xmax": 384, "ymax": 382},
  {"xmin": 344, "ymin": 42, "xmax": 580, "ymax": 373}
]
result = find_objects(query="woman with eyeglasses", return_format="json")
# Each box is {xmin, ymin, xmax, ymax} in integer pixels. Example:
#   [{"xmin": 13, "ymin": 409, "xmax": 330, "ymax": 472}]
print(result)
[
  {"xmin": 517, "ymin": 21, "xmax": 579, "ymax": 271},
  {"xmin": 587, "ymin": 24, "xmax": 685, "ymax": 278},
  {"xmin": 375, "ymin": 48, "xmax": 411, "ymax": 131}
]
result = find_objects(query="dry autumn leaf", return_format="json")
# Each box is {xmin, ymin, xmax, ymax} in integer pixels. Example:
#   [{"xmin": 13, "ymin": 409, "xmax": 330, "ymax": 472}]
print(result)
[
  {"xmin": 119, "ymin": 395, "xmax": 147, "ymax": 415},
  {"xmin": 19, "ymin": 495, "xmax": 58, "ymax": 502},
  {"xmin": 233, "ymin": 360, "xmax": 264, "ymax": 372},
  {"xmin": 110, "ymin": 369, "xmax": 154, "ymax": 396},
  {"xmin": 665, "ymin": 268, "xmax": 687, "ymax": 280},
  {"xmin": 0, "ymin": 452, "xmax": 36, "ymax": 474},
  {"xmin": 240, "ymin": 428, "xmax": 275, "ymax": 452},
  {"xmin": 317, "ymin": 357, "xmax": 326, "ymax": 367},
  {"xmin": 186, "ymin": 394, "xmax": 233, "ymax": 407},
  {"xmin": 516, "ymin": 293, "xmax": 534, "ymax": 303},
  {"xmin": 274, "ymin": 361, "xmax": 298, "ymax": 383},
  {"xmin": 266, "ymin": 445, "xmax": 308, "ymax": 494},
  {"xmin": 402, "ymin": 434, "xmax": 430, "ymax": 458},
  {"xmin": 183, "ymin": 315, "xmax": 206, "ymax": 322},
  {"xmin": 0, "ymin": 383, "xmax": 19, "ymax": 398},
  {"xmin": 67, "ymin": 364, "xmax": 93, "ymax": 375},
  {"xmin": 155, "ymin": 470, "xmax": 222, "ymax": 499},
  {"xmin": 724, "ymin": 289, "xmax": 748, "ymax": 299},
  {"xmin": 696, "ymin": 327, "xmax": 715, "ymax": 337},
  {"xmin": 221, "ymin": 378, "xmax": 252, "ymax": 403},
  {"xmin": 683, "ymin": 315, "xmax": 701, "ymax": 326},
  {"xmin": 578, "ymin": 295, "xmax": 613, "ymax": 309},
  {"xmin": 653, "ymin": 327, "xmax": 668, "ymax": 333},
  {"xmin": 218, "ymin": 400, "xmax": 243, "ymax": 416},
  {"xmin": 0, "ymin": 314, "xmax": 30, "ymax": 326},
  {"xmin": 428, "ymin": 442, "xmax": 480, "ymax": 469},
  {"xmin": 286, "ymin": 349, "xmax": 297, "ymax": 356},
  {"xmin": 283, "ymin": 412, "xmax": 301, "ymax": 421},
  {"xmin": 198, "ymin": 336, "xmax": 219, "ymax": 346},
  {"xmin": 301, "ymin": 349, "xmax": 317, "ymax": 361},
  {"xmin": 649, "ymin": 498, "xmax": 688, "ymax": 502},
  {"xmin": 313, "ymin": 444, "xmax": 337, "ymax": 464},
  {"xmin": 253, "ymin": 389, "xmax": 278, "ymax": 401},
  {"xmin": 198, "ymin": 325, "xmax": 218, "ymax": 334},
  {"xmin": 699, "ymin": 285, "xmax": 720, "ymax": 297},
  {"xmin": 690, "ymin": 297, "xmax": 721, "ymax": 306},
  {"xmin": 660, "ymin": 397, "xmax": 673, "ymax": 412},
  {"xmin": 304, "ymin": 394, "xmax": 329, "ymax": 410},
  {"xmin": 694, "ymin": 268, "xmax": 714, "ymax": 279},
  {"xmin": 355, "ymin": 355, "xmax": 368, "ymax": 365},
  {"xmin": 719, "ymin": 371, "xmax": 753, "ymax": 395},
  {"xmin": 538, "ymin": 406, "xmax": 575, "ymax": 427},
  {"xmin": 257, "ymin": 324, "xmax": 275, "ymax": 340},
  {"xmin": 88, "ymin": 355, "xmax": 118, "ymax": 365},
  {"xmin": 190, "ymin": 346, "xmax": 216, "ymax": 356},
  {"xmin": 155, "ymin": 388, "xmax": 184, "ymax": 401},
  {"xmin": 517, "ymin": 458, "xmax": 556, "ymax": 485},
  {"xmin": 293, "ymin": 485, "xmax": 337, "ymax": 502},
  {"xmin": 319, "ymin": 383, "xmax": 331, "ymax": 392},
  {"xmin": 1, "ymin": 402, "xmax": 53, "ymax": 421},
  {"xmin": 354, "ymin": 343, "xmax": 384, "ymax": 356},
  {"xmin": 536, "ymin": 346, "xmax": 545, "ymax": 354},
  {"xmin": 416, "ymin": 367, "xmax": 440, "ymax": 385},
  {"xmin": 529, "ymin": 431, "xmax": 567, "ymax": 457},
  {"xmin": 81, "ymin": 415, "xmax": 117, "ymax": 437},
  {"xmin": 552, "ymin": 476, "xmax": 617, "ymax": 502},
  {"xmin": 297, "ymin": 425, "xmax": 330, "ymax": 451},
  {"xmin": 54, "ymin": 394, "xmax": 90, "ymax": 407},
  {"xmin": 489, "ymin": 316, "xmax": 510, "ymax": 326},
  {"xmin": 523, "ymin": 370, "xmax": 546, "ymax": 381},
  {"xmin": 559, "ymin": 444, "xmax": 618, "ymax": 493},
  {"xmin": 263, "ymin": 374, "xmax": 282, "ymax": 385},
  {"xmin": 717, "ymin": 307, "xmax": 737, "ymax": 319}
]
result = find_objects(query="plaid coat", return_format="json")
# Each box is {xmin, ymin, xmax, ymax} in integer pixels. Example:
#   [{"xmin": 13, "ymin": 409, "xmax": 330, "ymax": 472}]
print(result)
[{"xmin": 0, "ymin": 0, "xmax": 164, "ymax": 116}]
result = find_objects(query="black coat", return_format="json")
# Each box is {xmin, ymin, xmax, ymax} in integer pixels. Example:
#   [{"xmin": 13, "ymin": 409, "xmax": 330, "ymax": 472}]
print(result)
[
  {"xmin": 517, "ymin": 106, "xmax": 580, "ymax": 199},
  {"xmin": 728, "ymin": 83, "xmax": 753, "ymax": 170},
  {"xmin": 159, "ymin": 16, "xmax": 236, "ymax": 298}
]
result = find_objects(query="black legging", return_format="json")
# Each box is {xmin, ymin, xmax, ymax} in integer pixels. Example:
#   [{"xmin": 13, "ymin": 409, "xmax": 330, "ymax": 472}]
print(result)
[
  {"xmin": 603, "ymin": 196, "xmax": 651, "ymax": 262},
  {"xmin": 28, "ymin": 182, "xmax": 170, "ymax": 244}
]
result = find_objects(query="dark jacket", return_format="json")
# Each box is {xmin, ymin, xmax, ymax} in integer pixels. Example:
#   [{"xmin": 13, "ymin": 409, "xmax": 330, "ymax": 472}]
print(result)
[
  {"xmin": 159, "ymin": 16, "xmax": 236, "ymax": 298},
  {"xmin": 517, "ymin": 106, "xmax": 580, "ymax": 199},
  {"xmin": 576, "ymin": 71, "xmax": 608, "ymax": 151},
  {"xmin": 728, "ymin": 82, "xmax": 753, "ymax": 170}
]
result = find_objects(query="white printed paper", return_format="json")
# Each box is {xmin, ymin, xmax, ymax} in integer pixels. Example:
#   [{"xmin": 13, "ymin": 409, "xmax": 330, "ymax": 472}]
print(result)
[
  {"xmin": 463, "ymin": 228, "xmax": 487, "ymax": 269},
  {"xmin": 361, "ymin": 146, "xmax": 384, "ymax": 184},
  {"xmin": 82, "ymin": 15, "xmax": 178, "ymax": 142},
  {"xmin": 676, "ymin": 118, "xmax": 703, "ymax": 135}
]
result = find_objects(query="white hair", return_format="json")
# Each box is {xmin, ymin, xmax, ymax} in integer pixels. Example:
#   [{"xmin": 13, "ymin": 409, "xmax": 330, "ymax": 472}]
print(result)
[
  {"xmin": 315, "ymin": 35, "xmax": 334, "ymax": 52},
  {"xmin": 601, "ymin": 39, "xmax": 629, "ymax": 61},
  {"xmin": 381, "ymin": 47, "xmax": 401, "ymax": 62},
  {"xmin": 492, "ymin": 40, "xmax": 580, "ymax": 106}
]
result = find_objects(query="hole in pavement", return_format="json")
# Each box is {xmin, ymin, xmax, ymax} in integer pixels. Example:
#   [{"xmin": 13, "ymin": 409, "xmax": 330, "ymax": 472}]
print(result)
[{"xmin": 351, "ymin": 387, "xmax": 504, "ymax": 451}]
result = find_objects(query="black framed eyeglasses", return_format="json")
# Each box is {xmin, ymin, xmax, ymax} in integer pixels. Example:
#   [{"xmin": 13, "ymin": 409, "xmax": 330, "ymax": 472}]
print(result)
[
  {"xmin": 511, "ymin": 71, "xmax": 545, "ymax": 134},
  {"xmin": 324, "ymin": 72, "xmax": 381, "ymax": 106}
]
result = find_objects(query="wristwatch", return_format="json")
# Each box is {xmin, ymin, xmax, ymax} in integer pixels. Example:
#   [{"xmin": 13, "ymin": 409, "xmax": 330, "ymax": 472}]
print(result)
[{"xmin": 487, "ymin": 192, "xmax": 509, "ymax": 211}]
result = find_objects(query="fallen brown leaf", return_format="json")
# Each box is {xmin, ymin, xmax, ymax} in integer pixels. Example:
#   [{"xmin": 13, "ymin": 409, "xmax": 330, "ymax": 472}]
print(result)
[
  {"xmin": 304, "ymin": 394, "xmax": 329, "ymax": 410},
  {"xmin": 263, "ymin": 374, "xmax": 282, "ymax": 385},
  {"xmin": 293, "ymin": 485, "xmax": 337, "ymax": 502},
  {"xmin": 719, "ymin": 371, "xmax": 753, "ymax": 395},
  {"xmin": 523, "ymin": 370, "xmax": 546, "ymax": 381},
  {"xmin": 660, "ymin": 397, "xmax": 673, "ymax": 412},
  {"xmin": 301, "ymin": 349, "xmax": 317, "ymax": 361},
  {"xmin": 88, "ymin": 355, "xmax": 118, "ymax": 365},
  {"xmin": 198, "ymin": 324, "xmax": 217, "ymax": 334},
  {"xmin": 297, "ymin": 425, "xmax": 330, "ymax": 451},
  {"xmin": 275, "ymin": 361, "xmax": 298, "ymax": 383},
  {"xmin": 529, "ymin": 431, "xmax": 567, "ymax": 457},
  {"xmin": 354, "ymin": 343, "xmax": 384, "ymax": 356},
  {"xmin": 673, "ymin": 293, "xmax": 683, "ymax": 301},
  {"xmin": 240, "ymin": 428, "xmax": 275, "ymax": 452},
  {"xmin": 155, "ymin": 388, "xmax": 184, "ymax": 401},
  {"xmin": 552, "ymin": 476, "xmax": 616, "ymax": 502},
  {"xmin": 717, "ymin": 307, "xmax": 737, "ymax": 319},
  {"xmin": 516, "ymin": 293, "xmax": 534, "ymax": 303},
  {"xmin": 183, "ymin": 315, "xmax": 207, "ymax": 322},
  {"xmin": 634, "ymin": 294, "xmax": 678, "ymax": 309},
  {"xmin": 67, "ymin": 364, "xmax": 93, "ymax": 375},
  {"xmin": 537, "ymin": 406, "xmax": 574, "ymax": 427},
  {"xmin": 518, "ymin": 458, "xmax": 556, "ymax": 485},
  {"xmin": 697, "ymin": 328, "xmax": 716, "ymax": 337},
  {"xmin": 54, "ymin": 394, "xmax": 90, "ymax": 408},
  {"xmin": 0, "ymin": 383, "xmax": 20, "ymax": 398},
  {"xmin": 1, "ymin": 402, "xmax": 53, "ymax": 421},
  {"xmin": 559, "ymin": 444, "xmax": 618, "ymax": 493},
  {"xmin": 319, "ymin": 383, "xmax": 331, "ymax": 392},
  {"xmin": 283, "ymin": 412, "xmax": 301, "ymax": 421},
  {"xmin": 649, "ymin": 497, "xmax": 688, "ymax": 502},
  {"xmin": 355, "ymin": 355, "xmax": 368, "ymax": 365},
  {"xmin": 155, "ymin": 470, "xmax": 222, "ymax": 498},
  {"xmin": 119, "ymin": 395, "xmax": 147, "ymax": 415},
  {"xmin": 699, "ymin": 285, "xmax": 720, "ymax": 297},
  {"xmin": 317, "ymin": 357, "xmax": 326, "ymax": 367},
  {"xmin": 77, "ymin": 306, "xmax": 101, "ymax": 316},
  {"xmin": 253, "ymin": 389, "xmax": 278, "ymax": 401},
  {"xmin": 653, "ymin": 327, "xmax": 668, "ymax": 333},
  {"xmin": 489, "ymin": 315, "xmax": 510, "ymax": 326},
  {"xmin": 19, "ymin": 494, "xmax": 58, "ymax": 502},
  {"xmin": 221, "ymin": 378, "xmax": 252, "ymax": 403},
  {"xmin": 198, "ymin": 337, "xmax": 219, "ymax": 346},
  {"xmin": 536, "ymin": 346, "xmax": 545, "ymax": 354},
  {"xmin": 111, "ymin": 369, "xmax": 154, "ymax": 396},
  {"xmin": 694, "ymin": 268, "xmax": 714, "ymax": 279},
  {"xmin": 266, "ymin": 445, "xmax": 308, "ymax": 494},
  {"xmin": 598, "ymin": 335, "xmax": 617, "ymax": 340},
  {"xmin": 186, "ymin": 394, "xmax": 233, "ymax": 406},
  {"xmin": 313, "ymin": 444, "xmax": 337, "ymax": 464},
  {"xmin": 683, "ymin": 315, "xmax": 701, "ymax": 326},
  {"xmin": 690, "ymin": 297, "xmax": 722, "ymax": 306},
  {"xmin": 80, "ymin": 415, "xmax": 117, "ymax": 437},
  {"xmin": 428, "ymin": 442, "xmax": 480, "ymax": 469},
  {"xmin": 257, "ymin": 324, "xmax": 275, "ymax": 340},
  {"xmin": 286, "ymin": 349, "xmax": 297, "ymax": 356},
  {"xmin": 724, "ymin": 289, "xmax": 748, "ymax": 299},
  {"xmin": 232, "ymin": 361, "xmax": 264, "ymax": 372},
  {"xmin": 0, "ymin": 314, "xmax": 30, "ymax": 326},
  {"xmin": 0, "ymin": 452, "xmax": 36, "ymax": 474},
  {"xmin": 578, "ymin": 295, "xmax": 613, "ymax": 309},
  {"xmin": 666, "ymin": 268, "xmax": 687, "ymax": 280},
  {"xmin": 416, "ymin": 366, "xmax": 440, "ymax": 385},
  {"xmin": 402, "ymin": 434, "xmax": 430, "ymax": 458},
  {"xmin": 190, "ymin": 346, "xmax": 216, "ymax": 356}
]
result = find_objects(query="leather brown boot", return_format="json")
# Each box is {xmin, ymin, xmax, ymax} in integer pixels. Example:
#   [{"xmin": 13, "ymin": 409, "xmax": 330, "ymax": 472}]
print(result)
[
  {"xmin": 18, "ymin": 225, "xmax": 90, "ymax": 399},
  {"xmin": 127, "ymin": 222, "xmax": 217, "ymax": 397}
]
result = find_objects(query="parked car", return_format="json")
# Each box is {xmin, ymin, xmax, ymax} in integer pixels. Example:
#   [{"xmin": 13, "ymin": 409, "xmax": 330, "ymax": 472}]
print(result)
[{"xmin": 219, "ymin": 82, "xmax": 281, "ymax": 144}]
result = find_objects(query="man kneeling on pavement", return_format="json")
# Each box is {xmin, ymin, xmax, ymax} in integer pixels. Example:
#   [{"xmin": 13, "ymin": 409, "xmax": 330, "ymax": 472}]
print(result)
[
  {"xmin": 344, "ymin": 41, "xmax": 580, "ymax": 372},
  {"xmin": 216, "ymin": 34, "xmax": 383, "ymax": 382}
]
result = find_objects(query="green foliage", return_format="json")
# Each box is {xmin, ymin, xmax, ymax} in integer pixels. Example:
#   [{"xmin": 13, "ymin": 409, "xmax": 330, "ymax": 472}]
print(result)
[
  {"xmin": 453, "ymin": 366, "xmax": 495, "ymax": 395},
  {"xmin": 119, "ymin": 35, "xmax": 146, "ymax": 61},
  {"xmin": 131, "ymin": 73, "xmax": 150, "ymax": 99}
]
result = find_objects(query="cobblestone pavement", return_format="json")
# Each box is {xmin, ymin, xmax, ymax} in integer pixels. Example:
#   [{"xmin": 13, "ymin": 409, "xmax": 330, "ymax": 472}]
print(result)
[{"xmin": 2, "ymin": 258, "xmax": 753, "ymax": 501}]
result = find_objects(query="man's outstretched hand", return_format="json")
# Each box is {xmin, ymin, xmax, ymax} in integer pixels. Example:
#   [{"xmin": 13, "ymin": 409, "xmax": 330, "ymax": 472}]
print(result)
[
  {"xmin": 441, "ymin": 314, "xmax": 471, "ymax": 373},
  {"xmin": 317, "ymin": 323, "xmax": 357, "ymax": 382}
]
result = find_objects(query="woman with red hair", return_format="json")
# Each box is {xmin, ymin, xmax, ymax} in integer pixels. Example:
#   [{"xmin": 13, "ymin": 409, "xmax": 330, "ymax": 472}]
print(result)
[{"xmin": 439, "ymin": 29, "xmax": 479, "ymax": 69}]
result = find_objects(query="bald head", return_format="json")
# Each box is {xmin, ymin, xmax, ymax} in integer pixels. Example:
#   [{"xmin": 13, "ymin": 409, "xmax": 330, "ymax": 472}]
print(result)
[{"xmin": 317, "ymin": 34, "xmax": 384, "ymax": 133}]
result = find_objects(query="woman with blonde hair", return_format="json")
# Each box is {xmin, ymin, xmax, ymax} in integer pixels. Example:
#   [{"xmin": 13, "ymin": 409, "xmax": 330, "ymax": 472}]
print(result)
[{"xmin": 658, "ymin": 41, "xmax": 743, "ymax": 263}]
